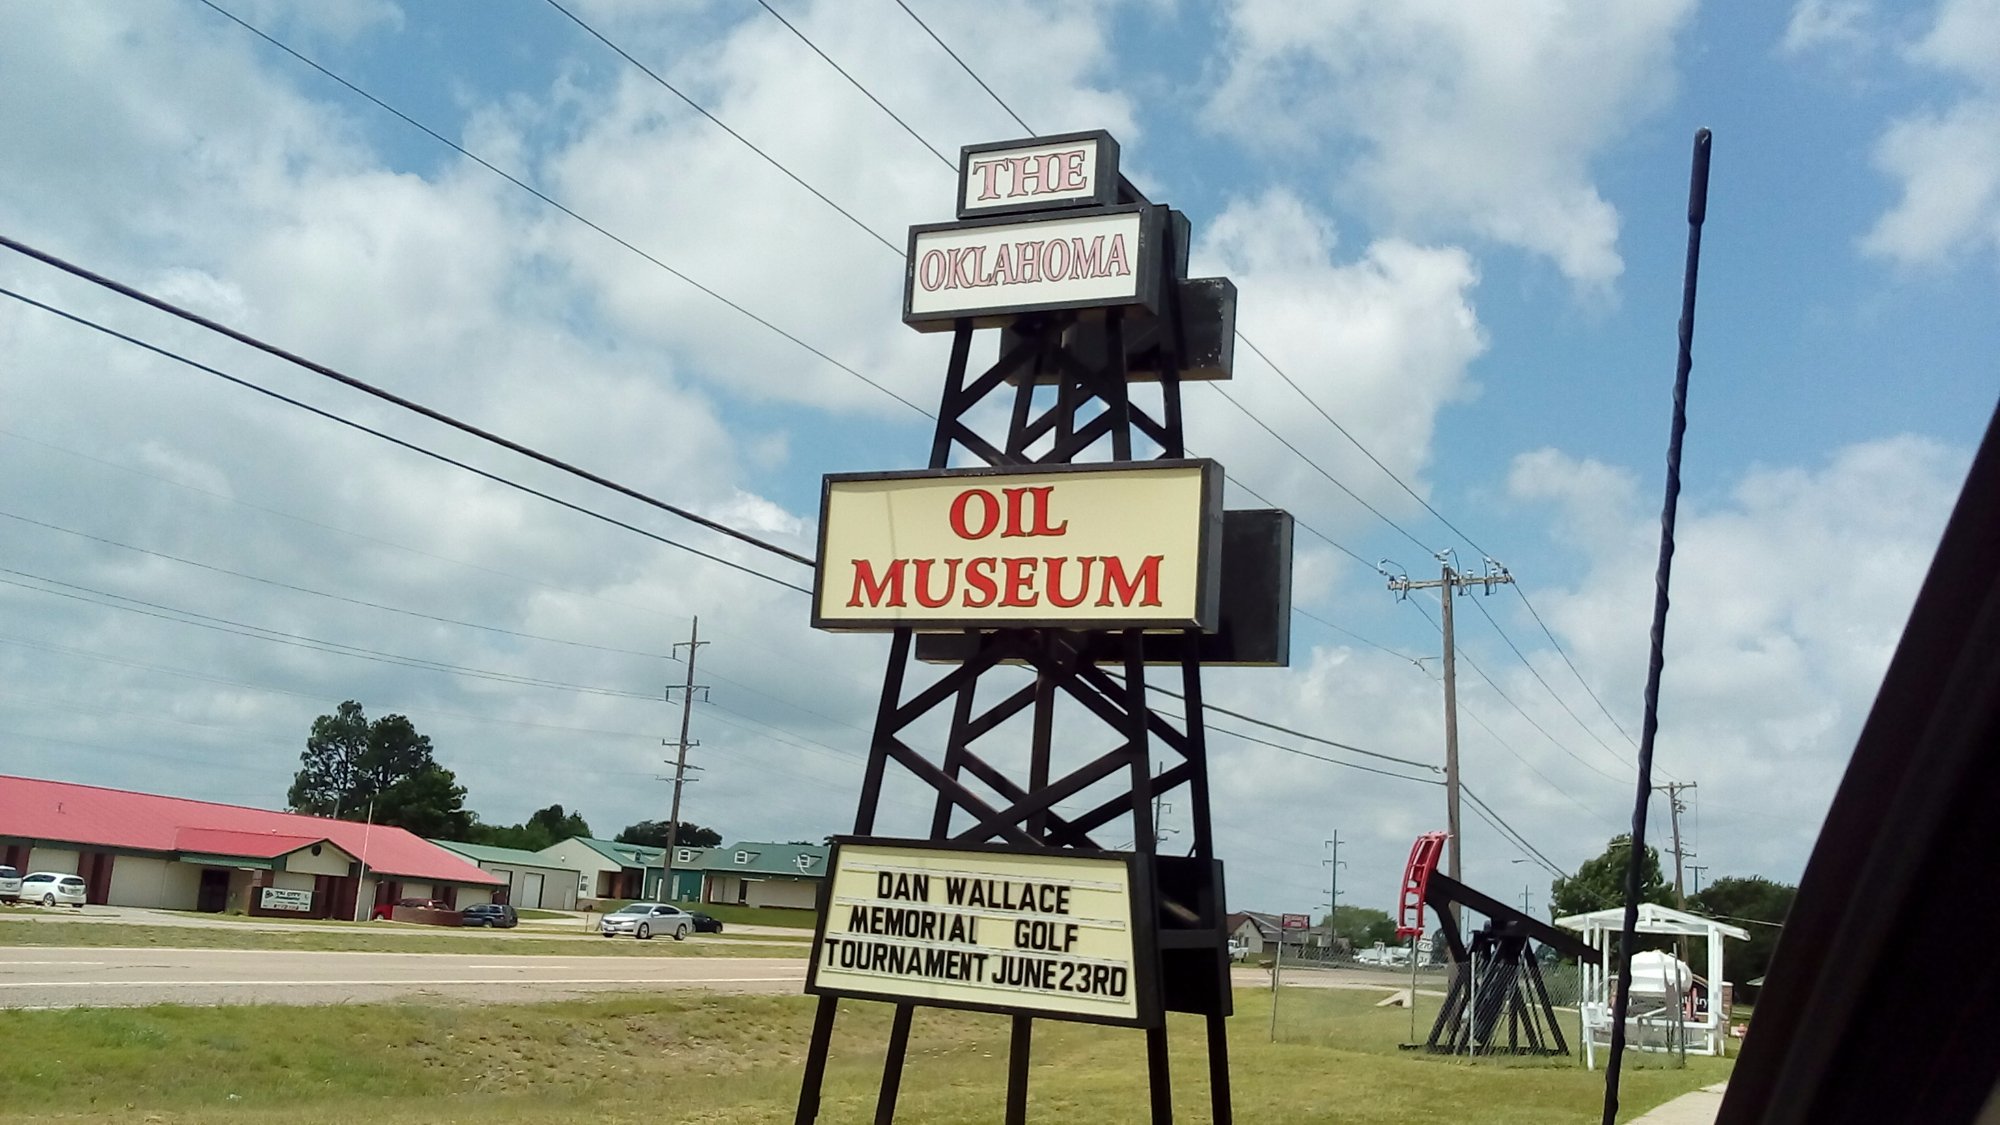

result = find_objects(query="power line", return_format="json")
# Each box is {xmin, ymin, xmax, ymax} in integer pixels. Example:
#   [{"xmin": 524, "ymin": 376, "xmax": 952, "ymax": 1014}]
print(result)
[
  {"xmin": 1464, "ymin": 586, "xmax": 1638, "ymax": 772},
  {"xmin": 1408, "ymin": 595, "xmax": 1626, "ymax": 784},
  {"xmin": 1462, "ymin": 783, "xmax": 1567, "ymax": 878},
  {"xmin": 0, "ymin": 426, "xmax": 691, "ymax": 628},
  {"xmin": 874, "ymin": 6, "xmax": 1501, "ymax": 564},
  {"xmin": 0, "ymin": 286, "xmax": 813, "ymax": 595},
  {"xmin": 889, "ymin": 0, "xmax": 1032, "ymax": 134},
  {"xmin": 752, "ymin": 0, "xmax": 954, "ymax": 169},
  {"xmin": 1205, "ymin": 384, "xmax": 1436, "ymax": 554},
  {"xmin": 201, "ymin": 0, "xmax": 1421, "ymax": 595},
  {"xmin": 191, "ymin": 0, "xmax": 929, "ymax": 418},
  {"xmin": 537, "ymin": 0, "xmax": 905, "ymax": 256},
  {"xmin": 0, "ymin": 236, "xmax": 816, "ymax": 569},
  {"xmin": 0, "ymin": 509, "xmax": 679, "ymax": 661},
  {"xmin": 0, "ymin": 567, "xmax": 661, "ymax": 700},
  {"xmin": 1513, "ymin": 582, "xmax": 1638, "ymax": 746}
]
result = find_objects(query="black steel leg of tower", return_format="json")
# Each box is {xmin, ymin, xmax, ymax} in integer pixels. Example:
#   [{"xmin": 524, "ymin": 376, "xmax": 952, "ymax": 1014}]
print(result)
[
  {"xmin": 795, "ymin": 995, "xmax": 840, "ymax": 1124},
  {"xmin": 1026, "ymin": 667, "xmax": 1056, "ymax": 839},
  {"xmin": 1207, "ymin": 1012, "xmax": 1233, "ymax": 1125},
  {"xmin": 875, "ymin": 1004, "xmax": 914, "ymax": 1124},
  {"xmin": 1005, "ymin": 1015, "xmax": 1033, "ymax": 1125},
  {"xmin": 930, "ymin": 322, "xmax": 974, "ymax": 469},
  {"xmin": 852, "ymin": 629, "xmax": 913, "ymax": 836},
  {"xmin": 1147, "ymin": 1022, "xmax": 1174, "ymax": 1124}
]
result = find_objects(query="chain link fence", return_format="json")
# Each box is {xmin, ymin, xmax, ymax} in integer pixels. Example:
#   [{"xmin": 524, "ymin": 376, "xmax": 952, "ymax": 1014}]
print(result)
[{"xmin": 1262, "ymin": 942, "xmax": 1589, "ymax": 1061}]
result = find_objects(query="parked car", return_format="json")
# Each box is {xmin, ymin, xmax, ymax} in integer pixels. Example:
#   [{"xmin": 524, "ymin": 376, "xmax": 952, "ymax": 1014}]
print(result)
[
  {"xmin": 1226, "ymin": 937, "xmax": 1248, "ymax": 962},
  {"xmin": 689, "ymin": 911, "xmax": 724, "ymax": 934},
  {"xmin": 0, "ymin": 865, "xmax": 20, "ymax": 903},
  {"xmin": 600, "ymin": 902, "xmax": 692, "ymax": 940},
  {"xmin": 460, "ymin": 903, "xmax": 518, "ymax": 928},
  {"xmin": 20, "ymin": 872, "xmax": 86, "ymax": 908}
]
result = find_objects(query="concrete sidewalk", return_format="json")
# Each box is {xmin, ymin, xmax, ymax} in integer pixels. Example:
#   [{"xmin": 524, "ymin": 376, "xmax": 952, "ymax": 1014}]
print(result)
[{"xmin": 1627, "ymin": 1082, "xmax": 1728, "ymax": 1124}]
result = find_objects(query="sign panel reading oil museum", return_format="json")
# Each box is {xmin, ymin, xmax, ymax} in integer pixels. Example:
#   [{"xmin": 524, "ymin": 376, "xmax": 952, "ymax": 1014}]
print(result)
[
  {"xmin": 806, "ymin": 839, "xmax": 1160, "ymax": 1027},
  {"xmin": 811, "ymin": 459, "xmax": 1222, "ymax": 632}
]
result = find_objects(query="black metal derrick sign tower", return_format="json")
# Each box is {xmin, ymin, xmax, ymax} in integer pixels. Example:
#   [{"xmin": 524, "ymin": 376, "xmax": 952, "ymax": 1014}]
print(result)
[{"xmin": 795, "ymin": 131, "xmax": 1293, "ymax": 1125}]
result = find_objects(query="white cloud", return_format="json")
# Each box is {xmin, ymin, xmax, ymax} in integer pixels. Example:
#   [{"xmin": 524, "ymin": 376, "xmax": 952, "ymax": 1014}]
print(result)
[
  {"xmin": 1202, "ymin": 0, "xmax": 1696, "ymax": 287},
  {"xmin": 1781, "ymin": 0, "xmax": 1874, "ymax": 56},
  {"xmin": 1503, "ymin": 434, "xmax": 1968, "ymax": 877},
  {"xmin": 1859, "ymin": 0, "xmax": 2000, "ymax": 267},
  {"xmin": 1189, "ymin": 189, "xmax": 1486, "ymax": 595}
]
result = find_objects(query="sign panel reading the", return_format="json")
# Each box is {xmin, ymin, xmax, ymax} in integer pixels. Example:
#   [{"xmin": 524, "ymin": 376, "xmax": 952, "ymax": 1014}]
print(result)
[
  {"xmin": 957, "ymin": 132, "xmax": 1119, "ymax": 218},
  {"xmin": 812, "ymin": 460, "xmax": 1222, "ymax": 632},
  {"xmin": 903, "ymin": 205, "xmax": 1163, "ymax": 331},
  {"xmin": 807, "ymin": 839, "xmax": 1157, "ymax": 1026}
]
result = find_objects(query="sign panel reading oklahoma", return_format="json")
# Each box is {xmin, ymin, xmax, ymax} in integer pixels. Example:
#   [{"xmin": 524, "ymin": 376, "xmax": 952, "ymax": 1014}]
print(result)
[
  {"xmin": 812, "ymin": 460, "xmax": 1221, "ymax": 631},
  {"xmin": 807, "ymin": 841, "xmax": 1152, "ymax": 1026},
  {"xmin": 903, "ymin": 204, "xmax": 1163, "ymax": 330}
]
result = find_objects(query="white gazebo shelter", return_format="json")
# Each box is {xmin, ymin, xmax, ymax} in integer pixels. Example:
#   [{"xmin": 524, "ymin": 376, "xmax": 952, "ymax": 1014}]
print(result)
[{"xmin": 1556, "ymin": 903, "xmax": 1750, "ymax": 1060}]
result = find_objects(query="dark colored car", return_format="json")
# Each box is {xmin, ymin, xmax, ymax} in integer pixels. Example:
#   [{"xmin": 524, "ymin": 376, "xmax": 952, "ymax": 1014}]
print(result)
[
  {"xmin": 689, "ymin": 911, "xmax": 723, "ymax": 934},
  {"xmin": 461, "ymin": 903, "xmax": 518, "ymax": 928}
]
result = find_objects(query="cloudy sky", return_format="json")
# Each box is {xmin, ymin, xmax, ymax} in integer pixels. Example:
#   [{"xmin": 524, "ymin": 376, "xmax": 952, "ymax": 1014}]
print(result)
[{"xmin": 1, "ymin": 0, "xmax": 1993, "ymax": 918}]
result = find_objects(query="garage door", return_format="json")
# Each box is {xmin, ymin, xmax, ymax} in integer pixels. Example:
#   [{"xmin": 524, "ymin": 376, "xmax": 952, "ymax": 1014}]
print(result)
[{"xmin": 521, "ymin": 871, "xmax": 545, "ymax": 910}]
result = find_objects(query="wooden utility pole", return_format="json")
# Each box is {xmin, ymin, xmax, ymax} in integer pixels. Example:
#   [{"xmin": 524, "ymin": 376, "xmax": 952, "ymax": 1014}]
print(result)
[
  {"xmin": 1388, "ymin": 558, "xmax": 1514, "ymax": 913},
  {"xmin": 662, "ymin": 616, "xmax": 708, "ymax": 902},
  {"xmin": 1656, "ymin": 780, "xmax": 1696, "ymax": 906},
  {"xmin": 1323, "ymin": 829, "xmax": 1345, "ymax": 924}
]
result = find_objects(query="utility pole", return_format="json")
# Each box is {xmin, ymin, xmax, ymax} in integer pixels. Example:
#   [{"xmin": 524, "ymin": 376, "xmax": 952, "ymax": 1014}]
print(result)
[
  {"xmin": 1388, "ymin": 555, "xmax": 1514, "ymax": 914},
  {"xmin": 1151, "ymin": 760, "xmax": 1178, "ymax": 849},
  {"xmin": 1655, "ymin": 780, "xmax": 1697, "ymax": 907},
  {"xmin": 662, "ymin": 616, "xmax": 709, "ymax": 904},
  {"xmin": 1322, "ymin": 830, "xmax": 1346, "ymax": 928},
  {"xmin": 1521, "ymin": 884, "xmax": 1534, "ymax": 914},
  {"xmin": 1688, "ymin": 864, "xmax": 1708, "ymax": 897}
]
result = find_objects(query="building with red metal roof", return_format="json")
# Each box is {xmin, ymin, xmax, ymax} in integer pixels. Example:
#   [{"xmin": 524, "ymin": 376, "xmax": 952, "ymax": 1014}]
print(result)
[{"xmin": 0, "ymin": 774, "xmax": 500, "ymax": 919}]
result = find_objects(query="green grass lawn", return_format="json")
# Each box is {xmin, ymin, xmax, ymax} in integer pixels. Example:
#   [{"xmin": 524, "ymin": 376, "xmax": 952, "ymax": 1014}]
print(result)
[
  {"xmin": 0, "ymin": 920, "xmax": 805, "ymax": 958},
  {"xmin": 0, "ymin": 988, "xmax": 1724, "ymax": 1123}
]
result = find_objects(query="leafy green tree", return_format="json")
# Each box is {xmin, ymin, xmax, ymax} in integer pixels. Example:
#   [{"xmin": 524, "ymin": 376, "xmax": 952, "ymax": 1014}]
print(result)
[
  {"xmin": 287, "ymin": 701, "xmax": 469, "ymax": 836},
  {"xmin": 616, "ymin": 820, "xmax": 722, "ymax": 849},
  {"xmin": 372, "ymin": 764, "xmax": 473, "ymax": 839},
  {"xmin": 529, "ymin": 804, "xmax": 591, "ymax": 841},
  {"xmin": 1320, "ymin": 905, "xmax": 1399, "ymax": 949},
  {"xmin": 1690, "ymin": 875, "xmax": 1794, "ymax": 985},
  {"xmin": 1549, "ymin": 835, "xmax": 1674, "ymax": 919},
  {"xmin": 464, "ymin": 804, "xmax": 593, "ymax": 851}
]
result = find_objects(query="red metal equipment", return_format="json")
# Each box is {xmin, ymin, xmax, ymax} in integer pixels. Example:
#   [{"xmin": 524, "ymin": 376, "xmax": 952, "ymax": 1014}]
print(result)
[{"xmin": 1396, "ymin": 831, "xmax": 1447, "ymax": 939}]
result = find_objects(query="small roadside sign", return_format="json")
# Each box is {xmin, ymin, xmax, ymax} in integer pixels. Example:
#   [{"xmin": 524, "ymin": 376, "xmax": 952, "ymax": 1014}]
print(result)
[{"xmin": 1281, "ymin": 913, "xmax": 1309, "ymax": 931}]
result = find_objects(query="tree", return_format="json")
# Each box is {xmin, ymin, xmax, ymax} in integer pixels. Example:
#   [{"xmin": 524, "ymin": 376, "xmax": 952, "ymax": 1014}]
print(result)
[
  {"xmin": 527, "ymin": 804, "xmax": 592, "ymax": 844},
  {"xmin": 1320, "ymin": 905, "xmax": 1398, "ymax": 950},
  {"xmin": 1549, "ymin": 834, "xmax": 1674, "ymax": 920},
  {"xmin": 372, "ymin": 765, "xmax": 473, "ymax": 839},
  {"xmin": 464, "ymin": 804, "xmax": 592, "ymax": 852},
  {"xmin": 1690, "ymin": 875, "xmax": 1794, "ymax": 986},
  {"xmin": 616, "ymin": 820, "xmax": 722, "ymax": 849},
  {"xmin": 287, "ymin": 701, "xmax": 469, "ymax": 836}
]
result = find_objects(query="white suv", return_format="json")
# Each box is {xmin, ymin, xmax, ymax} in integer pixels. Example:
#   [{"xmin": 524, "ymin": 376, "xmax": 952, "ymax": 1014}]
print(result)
[
  {"xmin": 0, "ymin": 865, "xmax": 20, "ymax": 902},
  {"xmin": 20, "ymin": 872, "xmax": 86, "ymax": 908}
]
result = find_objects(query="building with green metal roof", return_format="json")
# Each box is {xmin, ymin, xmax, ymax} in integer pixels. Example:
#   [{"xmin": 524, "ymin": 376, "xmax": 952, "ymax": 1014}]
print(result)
[
  {"xmin": 430, "ymin": 839, "xmax": 581, "ymax": 911},
  {"xmin": 687, "ymin": 841, "xmax": 829, "ymax": 910}
]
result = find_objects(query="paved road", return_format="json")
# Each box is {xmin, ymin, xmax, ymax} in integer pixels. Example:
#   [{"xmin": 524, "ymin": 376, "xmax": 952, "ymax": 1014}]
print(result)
[
  {"xmin": 0, "ymin": 946, "xmax": 810, "ymax": 1009},
  {"xmin": 0, "ymin": 904, "xmax": 810, "ymax": 944}
]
